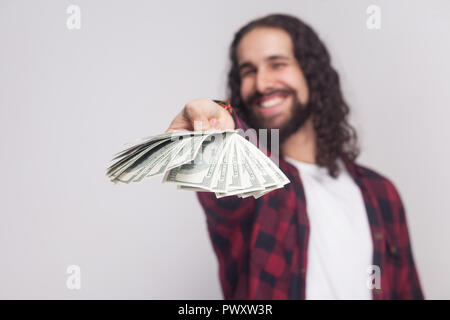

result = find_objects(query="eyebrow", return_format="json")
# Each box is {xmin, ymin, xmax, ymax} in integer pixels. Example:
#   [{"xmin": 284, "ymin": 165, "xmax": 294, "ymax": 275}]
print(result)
[{"xmin": 238, "ymin": 55, "xmax": 290, "ymax": 71}]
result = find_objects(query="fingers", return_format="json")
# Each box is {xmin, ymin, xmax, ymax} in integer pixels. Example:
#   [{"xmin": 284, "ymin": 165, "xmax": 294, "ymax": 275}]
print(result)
[
  {"xmin": 209, "ymin": 118, "xmax": 218, "ymax": 129},
  {"xmin": 165, "ymin": 114, "xmax": 189, "ymax": 132},
  {"xmin": 184, "ymin": 104, "xmax": 212, "ymax": 131},
  {"xmin": 166, "ymin": 99, "xmax": 234, "ymax": 133},
  {"xmin": 165, "ymin": 110, "xmax": 212, "ymax": 132}
]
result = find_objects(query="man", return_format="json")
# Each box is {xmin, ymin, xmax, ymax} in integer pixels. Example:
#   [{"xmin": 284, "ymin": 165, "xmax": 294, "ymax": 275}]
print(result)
[{"xmin": 167, "ymin": 14, "xmax": 423, "ymax": 299}]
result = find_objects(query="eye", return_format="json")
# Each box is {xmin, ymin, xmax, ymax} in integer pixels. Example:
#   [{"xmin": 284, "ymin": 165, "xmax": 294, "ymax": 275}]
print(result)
[
  {"xmin": 272, "ymin": 62, "xmax": 286, "ymax": 69},
  {"xmin": 241, "ymin": 68, "xmax": 256, "ymax": 78}
]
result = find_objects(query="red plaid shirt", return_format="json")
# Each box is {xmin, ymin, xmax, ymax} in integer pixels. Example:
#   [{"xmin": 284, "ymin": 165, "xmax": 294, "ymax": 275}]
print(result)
[{"xmin": 196, "ymin": 112, "xmax": 424, "ymax": 300}]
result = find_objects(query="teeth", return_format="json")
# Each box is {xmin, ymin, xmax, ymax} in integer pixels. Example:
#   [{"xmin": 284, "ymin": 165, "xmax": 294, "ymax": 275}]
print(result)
[{"xmin": 260, "ymin": 97, "xmax": 284, "ymax": 108}]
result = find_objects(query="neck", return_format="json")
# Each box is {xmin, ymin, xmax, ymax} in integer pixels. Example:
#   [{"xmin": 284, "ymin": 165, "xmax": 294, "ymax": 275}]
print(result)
[{"xmin": 281, "ymin": 117, "xmax": 316, "ymax": 164}]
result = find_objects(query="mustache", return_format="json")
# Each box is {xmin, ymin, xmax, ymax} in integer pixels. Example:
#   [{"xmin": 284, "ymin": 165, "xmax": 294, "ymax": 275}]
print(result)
[{"xmin": 245, "ymin": 87, "xmax": 296, "ymax": 107}]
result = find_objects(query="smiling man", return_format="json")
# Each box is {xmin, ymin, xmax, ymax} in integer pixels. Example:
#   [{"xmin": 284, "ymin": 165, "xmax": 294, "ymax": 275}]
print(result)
[
  {"xmin": 167, "ymin": 14, "xmax": 423, "ymax": 300},
  {"xmin": 234, "ymin": 26, "xmax": 311, "ymax": 151}
]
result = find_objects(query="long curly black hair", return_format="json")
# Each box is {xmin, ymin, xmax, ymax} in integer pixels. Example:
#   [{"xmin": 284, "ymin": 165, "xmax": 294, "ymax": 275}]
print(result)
[{"xmin": 227, "ymin": 14, "xmax": 360, "ymax": 177}]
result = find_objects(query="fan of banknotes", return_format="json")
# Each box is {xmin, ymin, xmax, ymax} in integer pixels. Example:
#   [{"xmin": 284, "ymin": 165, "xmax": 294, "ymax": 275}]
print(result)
[{"xmin": 106, "ymin": 130, "xmax": 290, "ymax": 199}]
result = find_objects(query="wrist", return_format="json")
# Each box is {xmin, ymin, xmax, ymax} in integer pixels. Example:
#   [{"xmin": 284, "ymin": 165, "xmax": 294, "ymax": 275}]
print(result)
[
  {"xmin": 213, "ymin": 99, "xmax": 235, "ymax": 130},
  {"xmin": 213, "ymin": 100, "xmax": 233, "ymax": 114}
]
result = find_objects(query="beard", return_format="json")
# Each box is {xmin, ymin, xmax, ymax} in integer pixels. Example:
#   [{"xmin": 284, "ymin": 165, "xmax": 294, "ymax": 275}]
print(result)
[{"xmin": 242, "ymin": 88, "xmax": 312, "ymax": 153}]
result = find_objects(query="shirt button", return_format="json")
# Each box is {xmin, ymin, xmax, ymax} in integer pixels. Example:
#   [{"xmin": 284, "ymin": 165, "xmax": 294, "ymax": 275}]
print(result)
[
  {"xmin": 374, "ymin": 232, "xmax": 383, "ymax": 240},
  {"xmin": 390, "ymin": 246, "xmax": 397, "ymax": 254},
  {"xmin": 300, "ymin": 268, "xmax": 306, "ymax": 275}
]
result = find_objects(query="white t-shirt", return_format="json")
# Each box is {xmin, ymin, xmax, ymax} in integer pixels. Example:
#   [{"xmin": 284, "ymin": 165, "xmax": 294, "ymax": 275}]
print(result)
[{"xmin": 284, "ymin": 157, "xmax": 373, "ymax": 300}]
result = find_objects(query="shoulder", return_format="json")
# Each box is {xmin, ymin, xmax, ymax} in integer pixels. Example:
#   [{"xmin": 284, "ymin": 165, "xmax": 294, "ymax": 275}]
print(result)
[{"xmin": 351, "ymin": 161, "xmax": 403, "ymax": 205}]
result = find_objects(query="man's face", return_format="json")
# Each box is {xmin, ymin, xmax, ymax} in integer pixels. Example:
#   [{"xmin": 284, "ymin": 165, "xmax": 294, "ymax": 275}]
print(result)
[{"xmin": 237, "ymin": 27, "xmax": 310, "ymax": 132}]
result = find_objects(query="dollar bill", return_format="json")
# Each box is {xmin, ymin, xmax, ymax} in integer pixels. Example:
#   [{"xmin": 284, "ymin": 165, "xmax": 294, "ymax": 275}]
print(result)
[{"xmin": 106, "ymin": 130, "xmax": 290, "ymax": 198}]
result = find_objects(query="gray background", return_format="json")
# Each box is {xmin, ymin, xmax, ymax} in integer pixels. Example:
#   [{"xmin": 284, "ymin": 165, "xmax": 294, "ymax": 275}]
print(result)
[{"xmin": 0, "ymin": 0, "xmax": 449, "ymax": 299}]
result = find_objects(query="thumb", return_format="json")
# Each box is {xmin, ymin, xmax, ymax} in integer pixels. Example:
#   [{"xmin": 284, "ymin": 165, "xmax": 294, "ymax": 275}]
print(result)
[{"xmin": 192, "ymin": 117, "xmax": 211, "ymax": 131}]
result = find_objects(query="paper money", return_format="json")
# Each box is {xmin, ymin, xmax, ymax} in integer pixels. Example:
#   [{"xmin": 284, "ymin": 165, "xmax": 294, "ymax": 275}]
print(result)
[{"xmin": 106, "ymin": 130, "xmax": 290, "ymax": 198}]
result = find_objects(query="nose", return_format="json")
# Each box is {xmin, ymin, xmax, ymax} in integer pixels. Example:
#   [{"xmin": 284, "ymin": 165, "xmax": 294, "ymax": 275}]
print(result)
[{"xmin": 255, "ymin": 67, "xmax": 275, "ymax": 94}]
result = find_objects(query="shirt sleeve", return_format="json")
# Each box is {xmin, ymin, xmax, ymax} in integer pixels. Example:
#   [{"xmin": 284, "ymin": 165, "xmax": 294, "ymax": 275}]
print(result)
[
  {"xmin": 195, "ymin": 111, "xmax": 258, "ymax": 299},
  {"xmin": 386, "ymin": 180, "xmax": 425, "ymax": 299},
  {"xmin": 196, "ymin": 110, "xmax": 256, "ymax": 235}
]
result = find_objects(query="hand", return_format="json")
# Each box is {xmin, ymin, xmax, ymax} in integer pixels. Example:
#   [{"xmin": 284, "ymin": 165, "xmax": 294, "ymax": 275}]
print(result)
[{"xmin": 166, "ymin": 98, "xmax": 235, "ymax": 132}]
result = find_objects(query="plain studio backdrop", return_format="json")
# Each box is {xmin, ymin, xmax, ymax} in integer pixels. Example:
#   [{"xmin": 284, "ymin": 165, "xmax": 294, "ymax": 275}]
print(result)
[{"xmin": 0, "ymin": 0, "xmax": 449, "ymax": 299}]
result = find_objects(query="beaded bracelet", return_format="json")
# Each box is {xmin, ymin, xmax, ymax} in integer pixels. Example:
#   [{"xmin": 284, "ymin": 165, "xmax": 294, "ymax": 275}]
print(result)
[{"xmin": 213, "ymin": 99, "xmax": 233, "ymax": 114}]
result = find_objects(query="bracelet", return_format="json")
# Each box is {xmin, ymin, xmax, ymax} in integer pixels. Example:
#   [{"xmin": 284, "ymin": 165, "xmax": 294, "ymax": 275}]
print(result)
[{"xmin": 213, "ymin": 99, "xmax": 233, "ymax": 114}]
